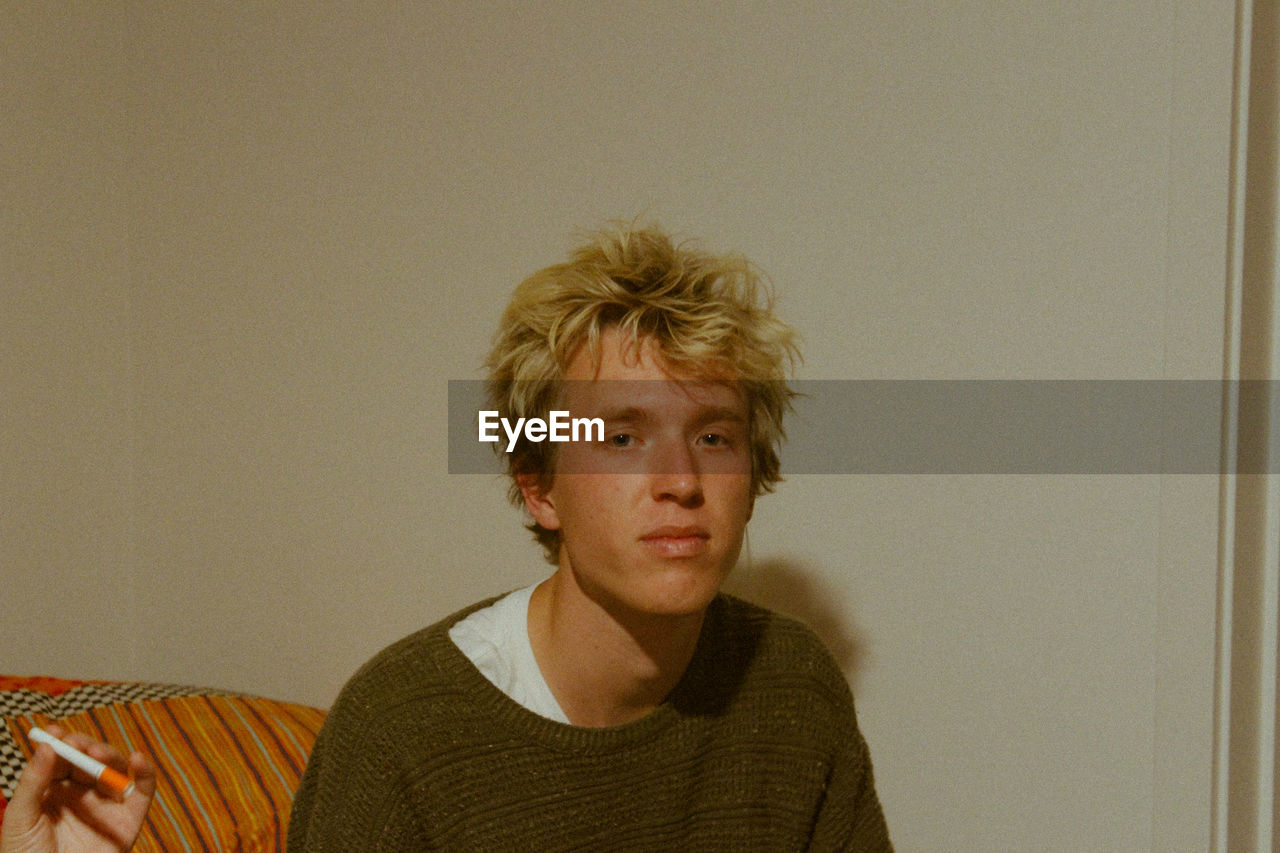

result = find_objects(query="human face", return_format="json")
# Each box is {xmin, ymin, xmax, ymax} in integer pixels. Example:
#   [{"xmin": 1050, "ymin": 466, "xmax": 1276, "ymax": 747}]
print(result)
[{"xmin": 520, "ymin": 329, "xmax": 755, "ymax": 619}]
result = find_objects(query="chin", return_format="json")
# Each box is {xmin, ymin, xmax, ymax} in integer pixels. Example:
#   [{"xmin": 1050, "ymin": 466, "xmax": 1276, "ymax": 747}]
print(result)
[{"xmin": 636, "ymin": 564, "xmax": 729, "ymax": 617}]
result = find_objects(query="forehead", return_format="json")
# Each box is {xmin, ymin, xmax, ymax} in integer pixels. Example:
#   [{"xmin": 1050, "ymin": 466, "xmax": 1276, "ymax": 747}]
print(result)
[{"xmin": 561, "ymin": 330, "xmax": 746, "ymax": 416}]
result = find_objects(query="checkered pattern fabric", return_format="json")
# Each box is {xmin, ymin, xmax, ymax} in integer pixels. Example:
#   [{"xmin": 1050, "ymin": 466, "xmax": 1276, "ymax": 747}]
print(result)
[{"xmin": 0, "ymin": 734, "xmax": 25, "ymax": 805}]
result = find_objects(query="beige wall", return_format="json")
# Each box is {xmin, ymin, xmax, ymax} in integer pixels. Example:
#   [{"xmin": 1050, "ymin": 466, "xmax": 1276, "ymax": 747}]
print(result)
[{"xmin": 2, "ymin": 3, "xmax": 1242, "ymax": 850}]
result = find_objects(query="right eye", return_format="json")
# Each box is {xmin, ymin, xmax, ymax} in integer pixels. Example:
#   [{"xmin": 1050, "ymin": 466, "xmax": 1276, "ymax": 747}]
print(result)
[{"xmin": 607, "ymin": 433, "xmax": 635, "ymax": 448}]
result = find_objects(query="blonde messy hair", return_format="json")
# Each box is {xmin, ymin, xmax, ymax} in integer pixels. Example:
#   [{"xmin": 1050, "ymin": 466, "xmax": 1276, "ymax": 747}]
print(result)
[{"xmin": 485, "ymin": 223, "xmax": 799, "ymax": 561}]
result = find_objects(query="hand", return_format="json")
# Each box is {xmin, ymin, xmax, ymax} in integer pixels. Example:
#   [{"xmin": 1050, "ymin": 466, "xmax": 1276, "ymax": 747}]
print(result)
[{"xmin": 0, "ymin": 725, "xmax": 156, "ymax": 853}]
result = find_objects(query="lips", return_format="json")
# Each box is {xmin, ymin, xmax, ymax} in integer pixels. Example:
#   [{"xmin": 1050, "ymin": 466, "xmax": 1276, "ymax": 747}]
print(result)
[{"xmin": 640, "ymin": 526, "xmax": 710, "ymax": 557}]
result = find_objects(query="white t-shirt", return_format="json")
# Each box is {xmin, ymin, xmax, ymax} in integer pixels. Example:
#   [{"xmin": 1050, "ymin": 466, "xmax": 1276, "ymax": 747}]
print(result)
[{"xmin": 447, "ymin": 584, "xmax": 570, "ymax": 724}]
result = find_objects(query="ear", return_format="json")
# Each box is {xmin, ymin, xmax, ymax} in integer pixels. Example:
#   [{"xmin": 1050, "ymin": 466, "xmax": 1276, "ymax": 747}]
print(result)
[{"xmin": 517, "ymin": 473, "xmax": 561, "ymax": 531}]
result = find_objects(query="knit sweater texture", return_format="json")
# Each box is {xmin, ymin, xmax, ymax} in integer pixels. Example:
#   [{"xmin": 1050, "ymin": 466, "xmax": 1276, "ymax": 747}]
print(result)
[{"xmin": 288, "ymin": 594, "xmax": 892, "ymax": 851}]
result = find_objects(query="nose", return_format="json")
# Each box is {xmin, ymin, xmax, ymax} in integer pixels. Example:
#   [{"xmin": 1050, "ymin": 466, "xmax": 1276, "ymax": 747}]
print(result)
[{"xmin": 649, "ymin": 439, "xmax": 704, "ymax": 507}]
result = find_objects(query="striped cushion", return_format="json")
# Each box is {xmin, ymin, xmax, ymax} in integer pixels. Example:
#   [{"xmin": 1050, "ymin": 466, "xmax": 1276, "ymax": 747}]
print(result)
[{"xmin": 0, "ymin": 677, "xmax": 326, "ymax": 852}]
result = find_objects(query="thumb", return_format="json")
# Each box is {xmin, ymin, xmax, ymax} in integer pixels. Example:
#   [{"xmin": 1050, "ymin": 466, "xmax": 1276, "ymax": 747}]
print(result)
[{"xmin": 0, "ymin": 741, "xmax": 60, "ymax": 844}]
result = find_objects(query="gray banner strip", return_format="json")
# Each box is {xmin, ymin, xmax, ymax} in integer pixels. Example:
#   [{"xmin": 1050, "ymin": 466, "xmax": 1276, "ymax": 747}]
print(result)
[{"xmin": 448, "ymin": 380, "xmax": 1278, "ymax": 474}]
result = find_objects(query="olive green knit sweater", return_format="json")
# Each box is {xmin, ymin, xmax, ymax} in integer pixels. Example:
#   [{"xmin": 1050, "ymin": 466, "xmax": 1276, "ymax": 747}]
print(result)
[{"xmin": 288, "ymin": 594, "xmax": 891, "ymax": 851}]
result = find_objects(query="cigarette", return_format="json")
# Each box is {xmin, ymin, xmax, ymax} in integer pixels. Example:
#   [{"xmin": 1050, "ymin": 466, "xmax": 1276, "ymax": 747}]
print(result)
[{"xmin": 28, "ymin": 726, "xmax": 136, "ymax": 799}]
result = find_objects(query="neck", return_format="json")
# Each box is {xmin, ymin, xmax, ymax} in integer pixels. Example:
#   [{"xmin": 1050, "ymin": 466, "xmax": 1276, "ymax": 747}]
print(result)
[{"xmin": 528, "ymin": 570, "xmax": 707, "ymax": 728}]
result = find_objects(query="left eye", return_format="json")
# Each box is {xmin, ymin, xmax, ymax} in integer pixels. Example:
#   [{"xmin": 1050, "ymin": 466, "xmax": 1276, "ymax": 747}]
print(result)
[{"xmin": 698, "ymin": 433, "xmax": 728, "ymax": 447}]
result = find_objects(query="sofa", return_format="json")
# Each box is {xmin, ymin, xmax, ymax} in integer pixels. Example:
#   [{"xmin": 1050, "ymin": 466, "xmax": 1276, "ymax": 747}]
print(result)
[{"xmin": 0, "ymin": 675, "xmax": 326, "ymax": 852}]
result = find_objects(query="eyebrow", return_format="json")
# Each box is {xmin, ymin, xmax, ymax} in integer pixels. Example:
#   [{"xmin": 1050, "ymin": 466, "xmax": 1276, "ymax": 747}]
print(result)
[
  {"xmin": 596, "ymin": 406, "xmax": 648, "ymax": 424},
  {"xmin": 691, "ymin": 406, "xmax": 749, "ymax": 427}
]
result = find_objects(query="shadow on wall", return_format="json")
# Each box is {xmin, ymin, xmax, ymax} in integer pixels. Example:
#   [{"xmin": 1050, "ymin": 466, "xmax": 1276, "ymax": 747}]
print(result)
[{"xmin": 724, "ymin": 559, "xmax": 868, "ymax": 691}]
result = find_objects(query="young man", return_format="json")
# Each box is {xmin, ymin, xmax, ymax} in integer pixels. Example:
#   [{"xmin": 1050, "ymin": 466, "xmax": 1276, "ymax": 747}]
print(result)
[{"xmin": 288, "ymin": 225, "xmax": 892, "ymax": 850}]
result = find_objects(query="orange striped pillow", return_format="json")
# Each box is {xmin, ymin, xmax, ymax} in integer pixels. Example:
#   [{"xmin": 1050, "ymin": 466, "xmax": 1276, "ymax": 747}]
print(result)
[{"xmin": 3, "ymin": 689, "xmax": 325, "ymax": 852}]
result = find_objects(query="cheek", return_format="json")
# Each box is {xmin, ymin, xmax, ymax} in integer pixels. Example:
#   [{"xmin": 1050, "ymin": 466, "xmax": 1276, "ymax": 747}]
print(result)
[
  {"xmin": 712, "ymin": 476, "xmax": 755, "ymax": 517},
  {"xmin": 551, "ymin": 477, "xmax": 630, "ymax": 532}
]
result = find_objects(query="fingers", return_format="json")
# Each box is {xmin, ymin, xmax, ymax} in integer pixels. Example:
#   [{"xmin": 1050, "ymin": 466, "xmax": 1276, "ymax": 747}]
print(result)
[
  {"xmin": 0, "ymin": 731, "xmax": 67, "ymax": 849},
  {"xmin": 5, "ymin": 733, "xmax": 60, "ymax": 823},
  {"xmin": 30, "ymin": 725, "xmax": 152, "ymax": 801},
  {"xmin": 1, "ymin": 724, "xmax": 158, "ymax": 853},
  {"xmin": 127, "ymin": 748, "xmax": 158, "ymax": 799}
]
